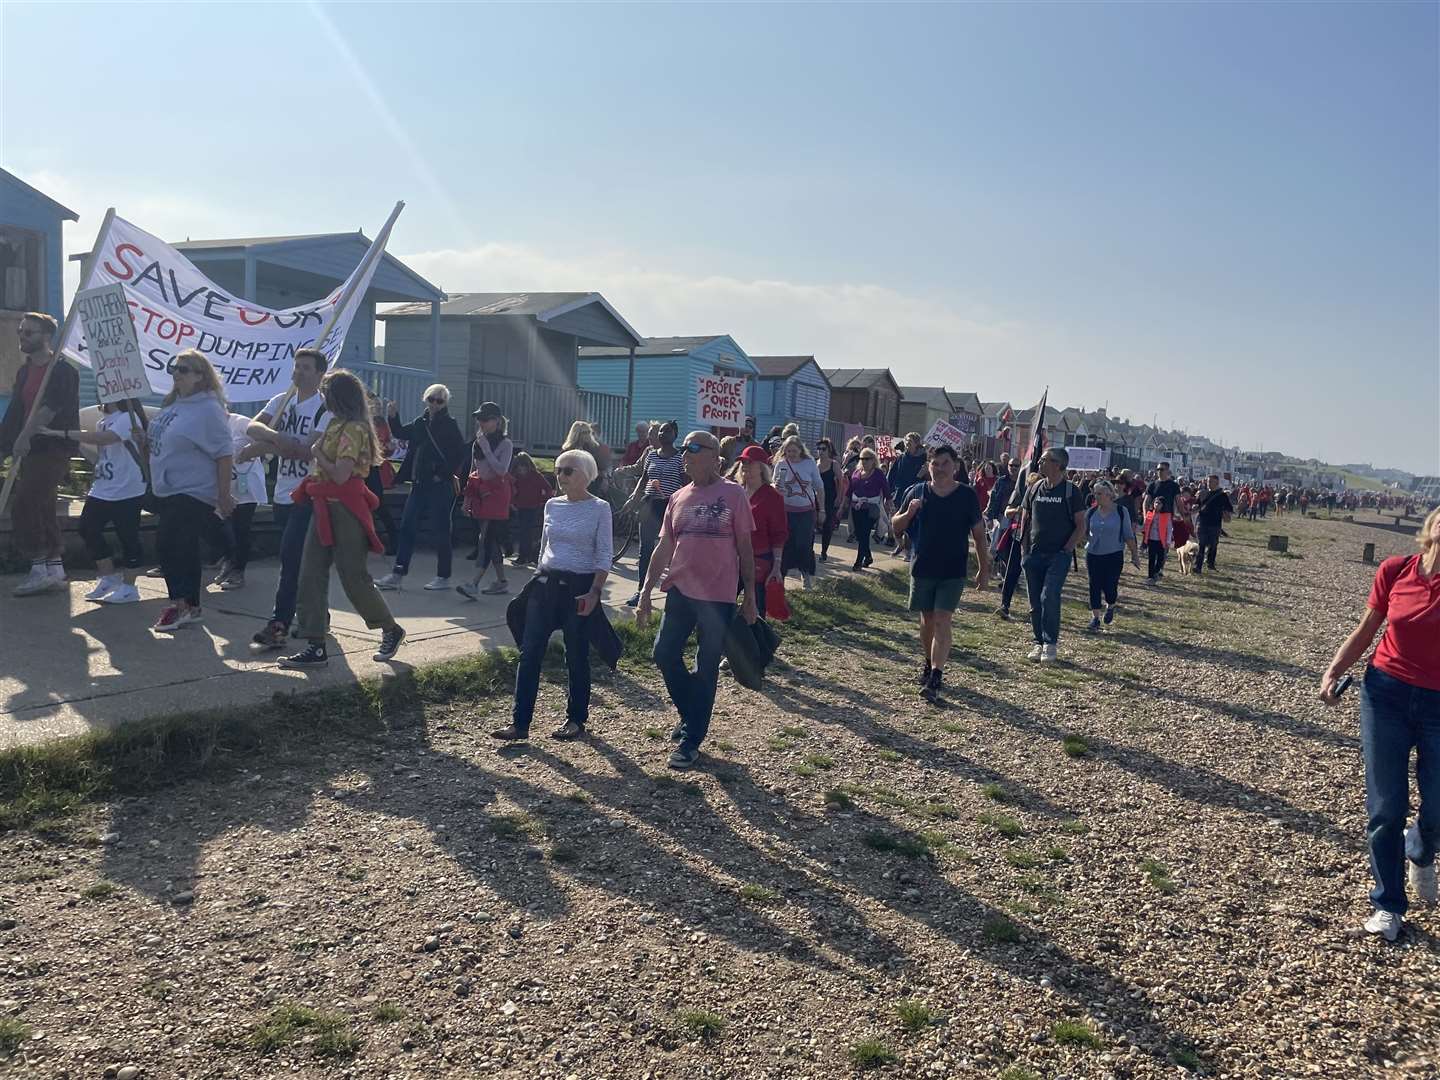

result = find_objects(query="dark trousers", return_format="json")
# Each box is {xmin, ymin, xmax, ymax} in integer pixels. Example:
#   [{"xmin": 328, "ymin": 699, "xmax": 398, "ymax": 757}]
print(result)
[
  {"xmin": 635, "ymin": 498, "xmax": 666, "ymax": 587},
  {"xmin": 1086, "ymin": 550, "xmax": 1123, "ymax": 609},
  {"xmin": 205, "ymin": 502, "xmax": 257, "ymax": 571},
  {"xmin": 851, "ymin": 505, "xmax": 877, "ymax": 566},
  {"xmin": 11, "ymin": 450, "xmax": 69, "ymax": 560},
  {"xmin": 653, "ymin": 587, "xmax": 734, "ymax": 755},
  {"xmin": 783, "ymin": 509, "xmax": 816, "ymax": 575},
  {"xmin": 1147, "ymin": 539, "xmax": 1167, "ymax": 579},
  {"xmin": 515, "ymin": 507, "xmax": 543, "ymax": 563},
  {"xmin": 270, "ymin": 502, "xmax": 314, "ymax": 627},
  {"xmin": 1196, "ymin": 524, "xmax": 1221, "ymax": 571},
  {"xmin": 511, "ymin": 573, "xmax": 595, "ymax": 735},
  {"xmin": 156, "ymin": 494, "xmax": 212, "ymax": 606},
  {"xmin": 1360, "ymin": 666, "xmax": 1440, "ymax": 915},
  {"xmin": 365, "ymin": 470, "xmax": 397, "ymax": 554},
  {"xmin": 393, "ymin": 478, "xmax": 454, "ymax": 578},
  {"xmin": 1000, "ymin": 540, "xmax": 1025, "ymax": 611},
  {"xmin": 743, "ymin": 556, "xmax": 772, "ymax": 618},
  {"xmin": 78, "ymin": 495, "xmax": 145, "ymax": 568},
  {"xmin": 819, "ymin": 491, "xmax": 838, "ymax": 556}
]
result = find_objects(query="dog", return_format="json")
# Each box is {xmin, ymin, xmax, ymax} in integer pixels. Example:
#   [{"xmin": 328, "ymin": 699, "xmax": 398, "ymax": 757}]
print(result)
[{"xmin": 1175, "ymin": 539, "xmax": 1201, "ymax": 575}]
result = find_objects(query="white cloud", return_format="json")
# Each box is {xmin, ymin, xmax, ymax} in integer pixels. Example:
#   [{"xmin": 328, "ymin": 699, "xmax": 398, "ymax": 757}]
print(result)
[{"xmin": 394, "ymin": 242, "xmax": 1038, "ymax": 385}]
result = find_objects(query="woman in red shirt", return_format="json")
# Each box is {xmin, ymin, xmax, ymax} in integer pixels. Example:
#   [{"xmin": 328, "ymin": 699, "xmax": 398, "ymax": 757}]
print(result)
[
  {"xmin": 1321, "ymin": 506, "xmax": 1440, "ymax": 941},
  {"xmin": 730, "ymin": 444, "xmax": 787, "ymax": 618}
]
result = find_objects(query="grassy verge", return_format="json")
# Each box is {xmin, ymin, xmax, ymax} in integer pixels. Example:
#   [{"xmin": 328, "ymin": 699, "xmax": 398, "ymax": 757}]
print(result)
[{"xmin": 0, "ymin": 569, "xmax": 909, "ymax": 831}]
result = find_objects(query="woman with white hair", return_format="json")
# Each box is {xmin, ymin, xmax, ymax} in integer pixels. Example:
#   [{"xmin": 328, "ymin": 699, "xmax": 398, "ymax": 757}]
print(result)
[
  {"xmin": 1082, "ymin": 479, "xmax": 1139, "ymax": 631},
  {"xmin": 492, "ymin": 448, "xmax": 613, "ymax": 742},
  {"xmin": 378, "ymin": 384, "xmax": 466, "ymax": 590}
]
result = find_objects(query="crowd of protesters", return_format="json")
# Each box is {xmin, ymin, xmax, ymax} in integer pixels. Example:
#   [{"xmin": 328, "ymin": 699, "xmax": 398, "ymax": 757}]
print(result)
[{"xmin": 2, "ymin": 328, "xmax": 1436, "ymax": 944}]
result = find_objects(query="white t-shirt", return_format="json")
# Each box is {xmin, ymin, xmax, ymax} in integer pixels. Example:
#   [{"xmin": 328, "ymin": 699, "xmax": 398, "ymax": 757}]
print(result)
[
  {"xmin": 87, "ymin": 411, "xmax": 147, "ymax": 502},
  {"xmin": 263, "ymin": 389, "xmax": 330, "ymax": 505},
  {"xmin": 229, "ymin": 413, "xmax": 269, "ymax": 506}
]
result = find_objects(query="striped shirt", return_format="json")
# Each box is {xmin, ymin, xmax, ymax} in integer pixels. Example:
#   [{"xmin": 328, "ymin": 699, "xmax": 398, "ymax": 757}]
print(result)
[
  {"xmin": 641, "ymin": 448, "xmax": 688, "ymax": 499},
  {"xmin": 538, "ymin": 496, "xmax": 614, "ymax": 573}
]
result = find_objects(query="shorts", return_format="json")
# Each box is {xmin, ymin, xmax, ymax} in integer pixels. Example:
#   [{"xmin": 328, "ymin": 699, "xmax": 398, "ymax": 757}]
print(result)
[{"xmin": 908, "ymin": 576, "xmax": 966, "ymax": 613}]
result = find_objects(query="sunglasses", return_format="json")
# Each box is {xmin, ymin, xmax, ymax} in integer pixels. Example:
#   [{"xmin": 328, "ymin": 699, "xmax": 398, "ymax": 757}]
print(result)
[
  {"xmin": 427, "ymin": 397, "xmax": 445, "ymax": 404},
  {"xmin": 556, "ymin": 466, "xmax": 576, "ymax": 477},
  {"xmin": 681, "ymin": 441, "xmax": 712, "ymax": 454},
  {"xmin": 169, "ymin": 365, "xmax": 198, "ymax": 376}
]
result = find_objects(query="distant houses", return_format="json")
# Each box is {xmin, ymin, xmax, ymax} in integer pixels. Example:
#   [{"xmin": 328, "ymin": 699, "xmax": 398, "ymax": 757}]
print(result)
[{"xmin": 823, "ymin": 368, "xmax": 902, "ymax": 435}]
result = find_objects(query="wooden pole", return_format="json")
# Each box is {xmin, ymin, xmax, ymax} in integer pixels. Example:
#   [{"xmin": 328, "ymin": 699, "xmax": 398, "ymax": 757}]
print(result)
[{"xmin": 0, "ymin": 207, "xmax": 116, "ymax": 519}]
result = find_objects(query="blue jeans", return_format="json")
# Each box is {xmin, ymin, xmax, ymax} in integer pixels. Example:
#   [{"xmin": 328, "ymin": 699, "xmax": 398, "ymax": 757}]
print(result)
[
  {"xmin": 393, "ymin": 478, "xmax": 454, "ymax": 578},
  {"xmin": 511, "ymin": 573, "xmax": 594, "ymax": 735},
  {"xmin": 270, "ymin": 502, "xmax": 314, "ymax": 627},
  {"xmin": 1023, "ymin": 548, "xmax": 1071, "ymax": 646},
  {"xmin": 652, "ymin": 587, "xmax": 734, "ymax": 755},
  {"xmin": 1360, "ymin": 665, "xmax": 1440, "ymax": 914}
]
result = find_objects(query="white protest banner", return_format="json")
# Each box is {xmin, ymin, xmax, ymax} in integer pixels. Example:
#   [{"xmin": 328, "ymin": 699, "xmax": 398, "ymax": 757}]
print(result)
[
  {"xmin": 695, "ymin": 372, "xmax": 746, "ymax": 428},
  {"xmin": 75, "ymin": 283, "xmax": 149, "ymax": 404},
  {"xmin": 922, "ymin": 417, "xmax": 967, "ymax": 449},
  {"xmin": 1066, "ymin": 446, "xmax": 1108, "ymax": 471},
  {"xmin": 874, "ymin": 434, "xmax": 897, "ymax": 464},
  {"xmin": 61, "ymin": 205, "xmax": 402, "ymax": 403}
]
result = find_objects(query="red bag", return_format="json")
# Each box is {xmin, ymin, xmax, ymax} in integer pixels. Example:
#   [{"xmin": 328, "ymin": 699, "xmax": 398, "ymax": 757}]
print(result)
[
  {"xmin": 765, "ymin": 578, "xmax": 791, "ymax": 621},
  {"xmin": 464, "ymin": 474, "xmax": 513, "ymax": 521}
]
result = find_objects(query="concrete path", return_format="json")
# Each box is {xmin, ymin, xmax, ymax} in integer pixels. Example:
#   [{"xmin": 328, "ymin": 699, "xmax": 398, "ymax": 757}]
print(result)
[{"xmin": 0, "ymin": 536, "xmax": 896, "ymax": 748}]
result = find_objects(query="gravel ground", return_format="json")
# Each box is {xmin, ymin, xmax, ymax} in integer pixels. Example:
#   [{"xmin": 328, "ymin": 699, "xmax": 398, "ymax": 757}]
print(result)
[{"xmin": 1, "ymin": 511, "xmax": 1436, "ymax": 1078}]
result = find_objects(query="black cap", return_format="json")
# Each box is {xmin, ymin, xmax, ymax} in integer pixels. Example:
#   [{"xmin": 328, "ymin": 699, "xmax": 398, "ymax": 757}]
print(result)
[{"xmin": 472, "ymin": 401, "xmax": 503, "ymax": 420}]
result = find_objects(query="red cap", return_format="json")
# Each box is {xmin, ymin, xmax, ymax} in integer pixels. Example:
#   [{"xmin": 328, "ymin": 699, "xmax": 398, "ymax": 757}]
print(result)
[{"xmin": 737, "ymin": 444, "xmax": 771, "ymax": 464}]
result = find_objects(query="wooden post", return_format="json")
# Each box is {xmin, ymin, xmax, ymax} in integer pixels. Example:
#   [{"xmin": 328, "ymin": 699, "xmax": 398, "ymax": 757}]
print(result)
[
  {"xmin": 1267, "ymin": 535, "xmax": 1289, "ymax": 553},
  {"xmin": 1363, "ymin": 542, "xmax": 1375, "ymax": 564},
  {"xmin": 0, "ymin": 207, "xmax": 116, "ymax": 520}
]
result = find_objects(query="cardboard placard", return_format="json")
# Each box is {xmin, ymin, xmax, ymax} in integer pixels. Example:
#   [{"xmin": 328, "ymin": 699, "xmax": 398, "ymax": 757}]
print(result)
[
  {"xmin": 922, "ymin": 417, "xmax": 967, "ymax": 449},
  {"xmin": 76, "ymin": 283, "xmax": 150, "ymax": 404},
  {"xmin": 696, "ymin": 373, "xmax": 746, "ymax": 428}
]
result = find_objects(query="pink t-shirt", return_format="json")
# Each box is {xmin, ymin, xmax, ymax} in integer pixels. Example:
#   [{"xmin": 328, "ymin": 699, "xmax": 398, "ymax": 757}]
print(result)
[{"xmin": 659, "ymin": 479, "xmax": 755, "ymax": 603}]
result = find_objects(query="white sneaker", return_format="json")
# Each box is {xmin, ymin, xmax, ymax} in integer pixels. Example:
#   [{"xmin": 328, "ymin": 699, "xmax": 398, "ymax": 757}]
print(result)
[
  {"xmin": 1409, "ymin": 860, "xmax": 1438, "ymax": 906},
  {"xmin": 85, "ymin": 575, "xmax": 121, "ymax": 601},
  {"xmin": 1364, "ymin": 909, "xmax": 1402, "ymax": 942},
  {"xmin": 423, "ymin": 576, "xmax": 450, "ymax": 591},
  {"xmin": 99, "ymin": 584, "xmax": 140, "ymax": 605},
  {"xmin": 375, "ymin": 573, "xmax": 403, "ymax": 591},
  {"xmin": 1041, "ymin": 644, "xmax": 1057, "ymax": 663},
  {"xmin": 1026, "ymin": 644, "xmax": 1045, "ymax": 661},
  {"xmin": 13, "ymin": 568, "xmax": 54, "ymax": 596},
  {"xmin": 46, "ymin": 562, "xmax": 66, "ymax": 582}
]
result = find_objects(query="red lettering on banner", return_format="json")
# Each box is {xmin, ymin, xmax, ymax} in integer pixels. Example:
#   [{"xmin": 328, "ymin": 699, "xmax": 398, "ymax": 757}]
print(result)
[
  {"xmin": 237, "ymin": 307, "xmax": 271, "ymax": 326},
  {"xmin": 177, "ymin": 322, "xmax": 196, "ymax": 345},
  {"xmin": 103, "ymin": 243, "xmax": 145, "ymax": 281},
  {"xmin": 157, "ymin": 318, "xmax": 178, "ymax": 341}
]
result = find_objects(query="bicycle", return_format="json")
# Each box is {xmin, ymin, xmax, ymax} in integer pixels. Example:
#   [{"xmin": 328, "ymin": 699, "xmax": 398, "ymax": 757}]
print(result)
[{"xmin": 605, "ymin": 462, "xmax": 643, "ymax": 564}]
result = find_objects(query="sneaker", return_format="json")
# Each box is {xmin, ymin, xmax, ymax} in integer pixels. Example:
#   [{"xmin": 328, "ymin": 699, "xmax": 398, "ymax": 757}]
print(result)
[
  {"xmin": 1363, "ymin": 909, "xmax": 1402, "ymax": 942},
  {"xmin": 423, "ymin": 576, "xmax": 450, "ymax": 591},
  {"xmin": 1026, "ymin": 644, "xmax": 1045, "ymax": 661},
  {"xmin": 374, "ymin": 624, "xmax": 406, "ymax": 662},
  {"xmin": 45, "ymin": 561, "xmax": 66, "ymax": 583},
  {"xmin": 279, "ymin": 643, "xmax": 329, "ymax": 668},
  {"xmin": 994, "ymin": 606, "xmax": 1010, "ymax": 621},
  {"xmin": 481, "ymin": 580, "xmax": 509, "ymax": 595},
  {"xmin": 251, "ymin": 620, "xmax": 289, "ymax": 650},
  {"xmin": 921, "ymin": 669, "xmax": 942, "ymax": 704},
  {"xmin": 99, "ymin": 584, "xmax": 141, "ymax": 604},
  {"xmin": 1041, "ymin": 643, "xmax": 1057, "ymax": 663},
  {"xmin": 818, "ymin": 552, "xmax": 828, "ymax": 563},
  {"xmin": 86, "ymin": 575, "xmax": 122, "ymax": 601},
  {"xmin": 1103, "ymin": 605, "xmax": 1115, "ymax": 625},
  {"xmin": 13, "ymin": 568, "xmax": 55, "ymax": 597},
  {"xmin": 175, "ymin": 607, "xmax": 204, "ymax": 628},
  {"xmin": 625, "ymin": 592, "xmax": 640, "ymax": 608},
  {"xmin": 375, "ymin": 573, "xmax": 403, "ymax": 591},
  {"xmin": 918, "ymin": 663, "xmax": 932, "ymax": 687},
  {"xmin": 218, "ymin": 570, "xmax": 245, "ymax": 591},
  {"xmin": 550, "ymin": 722, "xmax": 585, "ymax": 741},
  {"xmin": 456, "ymin": 583, "xmax": 480, "ymax": 601},
  {"xmin": 490, "ymin": 725, "xmax": 527, "ymax": 741},
  {"xmin": 210, "ymin": 559, "xmax": 231, "ymax": 586},
  {"xmin": 1086, "ymin": 616, "xmax": 1101, "ymax": 632},
  {"xmin": 152, "ymin": 606, "xmax": 183, "ymax": 632},
  {"xmin": 670, "ymin": 724, "xmax": 685, "ymax": 742},
  {"xmin": 1410, "ymin": 860, "xmax": 1439, "ymax": 906},
  {"xmin": 668, "ymin": 747, "xmax": 699, "ymax": 770}
]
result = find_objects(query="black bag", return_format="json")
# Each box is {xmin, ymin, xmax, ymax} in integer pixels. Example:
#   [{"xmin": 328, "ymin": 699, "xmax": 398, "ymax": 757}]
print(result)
[{"xmin": 724, "ymin": 615, "xmax": 780, "ymax": 690}]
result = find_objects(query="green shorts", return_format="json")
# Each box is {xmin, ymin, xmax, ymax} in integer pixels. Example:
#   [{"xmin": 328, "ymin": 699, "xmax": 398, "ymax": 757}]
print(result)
[{"xmin": 908, "ymin": 576, "xmax": 966, "ymax": 613}]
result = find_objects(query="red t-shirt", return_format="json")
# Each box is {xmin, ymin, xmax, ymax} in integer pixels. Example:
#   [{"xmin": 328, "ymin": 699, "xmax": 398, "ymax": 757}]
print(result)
[
  {"xmin": 1368, "ymin": 555, "xmax": 1440, "ymax": 692},
  {"xmin": 748, "ymin": 484, "xmax": 789, "ymax": 561},
  {"xmin": 622, "ymin": 439, "xmax": 648, "ymax": 467},
  {"xmin": 512, "ymin": 470, "xmax": 555, "ymax": 510},
  {"xmin": 20, "ymin": 361, "xmax": 50, "ymax": 417}
]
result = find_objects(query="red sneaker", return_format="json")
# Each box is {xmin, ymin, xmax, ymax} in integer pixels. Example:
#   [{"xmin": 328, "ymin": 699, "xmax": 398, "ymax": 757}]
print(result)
[{"xmin": 152, "ymin": 605, "xmax": 182, "ymax": 632}]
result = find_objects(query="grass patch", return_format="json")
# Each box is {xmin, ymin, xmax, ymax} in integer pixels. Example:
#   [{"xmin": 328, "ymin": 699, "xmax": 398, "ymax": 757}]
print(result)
[
  {"xmin": 712, "ymin": 738, "xmax": 737, "ymax": 752},
  {"xmin": 1059, "ymin": 819, "xmax": 1089, "ymax": 835},
  {"xmin": 849, "ymin": 1038, "xmax": 899, "ymax": 1068},
  {"xmin": 981, "ymin": 783, "xmax": 1012, "ymax": 803},
  {"xmin": 803, "ymin": 753, "xmax": 836, "ymax": 770},
  {"xmin": 862, "ymin": 830, "xmax": 932, "ymax": 858},
  {"xmin": 978, "ymin": 811, "xmax": 1024, "ymax": 838},
  {"xmin": 676, "ymin": 1008, "xmax": 726, "ymax": 1039},
  {"xmin": 1045, "ymin": 844, "xmax": 1069, "ymax": 862},
  {"xmin": 1141, "ymin": 858, "xmax": 1178, "ymax": 894},
  {"xmin": 563, "ymin": 788, "xmax": 592, "ymax": 804},
  {"xmin": 490, "ymin": 812, "xmax": 542, "ymax": 841},
  {"xmin": 550, "ymin": 842, "xmax": 582, "ymax": 864},
  {"xmin": 249, "ymin": 1003, "xmax": 360, "ymax": 1057},
  {"xmin": 916, "ymin": 800, "xmax": 958, "ymax": 820},
  {"xmin": 1170, "ymin": 1045, "xmax": 1204, "ymax": 1070},
  {"xmin": 766, "ymin": 735, "xmax": 793, "ymax": 751},
  {"xmin": 823, "ymin": 788, "xmax": 854, "ymax": 811},
  {"xmin": 641, "ymin": 726, "xmax": 665, "ymax": 741},
  {"xmin": 80, "ymin": 879, "xmax": 118, "ymax": 900},
  {"xmin": 140, "ymin": 978, "xmax": 173, "ymax": 1001},
  {"xmin": 373, "ymin": 1002, "xmax": 405, "ymax": 1023},
  {"xmin": 875, "ymin": 749, "xmax": 904, "ymax": 763},
  {"xmin": 1060, "ymin": 735, "xmax": 1090, "ymax": 758},
  {"xmin": 999, "ymin": 1068, "xmax": 1042, "ymax": 1080},
  {"xmin": 982, "ymin": 916, "xmax": 1022, "ymax": 944},
  {"xmin": 0, "ymin": 1015, "xmax": 32, "ymax": 1056},
  {"xmin": 1005, "ymin": 849, "xmax": 1042, "ymax": 869},
  {"xmin": 939, "ymin": 721, "xmax": 967, "ymax": 734},
  {"xmin": 792, "ymin": 763, "xmax": 819, "ymax": 777},
  {"xmin": 894, "ymin": 999, "xmax": 941, "ymax": 1031},
  {"xmin": 779, "ymin": 725, "xmax": 807, "ymax": 738},
  {"xmin": 338, "ymin": 864, "xmax": 366, "ymax": 882},
  {"xmin": 1051, "ymin": 1019, "xmax": 1103, "ymax": 1049},
  {"xmin": 738, "ymin": 883, "xmax": 781, "ymax": 904}
]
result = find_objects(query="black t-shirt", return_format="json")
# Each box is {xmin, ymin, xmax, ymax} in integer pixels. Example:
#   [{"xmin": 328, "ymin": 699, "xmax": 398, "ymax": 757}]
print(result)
[
  {"xmin": 1146, "ymin": 478, "xmax": 1181, "ymax": 514},
  {"xmin": 1023, "ymin": 478, "xmax": 1086, "ymax": 555},
  {"xmin": 902, "ymin": 481, "xmax": 982, "ymax": 580},
  {"xmin": 1197, "ymin": 489, "xmax": 1234, "ymax": 528}
]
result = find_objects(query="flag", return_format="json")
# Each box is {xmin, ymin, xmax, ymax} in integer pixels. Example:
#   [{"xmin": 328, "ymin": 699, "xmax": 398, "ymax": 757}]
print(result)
[
  {"xmin": 61, "ymin": 202, "xmax": 404, "ymax": 403},
  {"xmin": 1026, "ymin": 387, "xmax": 1048, "ymax": 470}
]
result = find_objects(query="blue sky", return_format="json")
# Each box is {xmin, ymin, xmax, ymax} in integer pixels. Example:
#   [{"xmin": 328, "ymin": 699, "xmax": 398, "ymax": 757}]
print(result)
[{"xmin": 5, "ymin": 1, "xmax": 1437, "ymax": 473}]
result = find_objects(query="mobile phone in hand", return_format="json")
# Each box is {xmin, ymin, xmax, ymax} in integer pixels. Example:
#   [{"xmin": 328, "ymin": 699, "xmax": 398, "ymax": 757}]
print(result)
[{"xmin": 1334, "ymin": 674, "xmax": 1353, "ymax": 698}]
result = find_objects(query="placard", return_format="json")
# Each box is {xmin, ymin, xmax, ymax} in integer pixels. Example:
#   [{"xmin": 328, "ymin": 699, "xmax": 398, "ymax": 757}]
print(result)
[
  {"xmin": 1065, "ymin": 446, "xmax": 1109, "ymax": 471},
  {"xmin": 922, "ymin": 417, "xmax": 967, "ymax": 449},
  {"xmin": 696, "ymin": 372, "xmax": 746, "ymax": 428},
  {"xmin": 874, "ymin": 434, "xmax": 897, "ymax": 464},
  {"xmin": 76, "ymin": 283, "xmax": 149, "ymax": 404}
]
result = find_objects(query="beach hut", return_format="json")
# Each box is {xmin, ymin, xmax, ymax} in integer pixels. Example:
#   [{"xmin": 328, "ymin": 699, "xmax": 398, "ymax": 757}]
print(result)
[
  {"xmin": 751, "ymin": 356, "xmax": 831, "ymax": 443},
  {"xmin": 1, "ymin": 169, "xmax": 77, "ymax": 410},
  {"xmin": 579, "ymin": 335, "xmax": 757, "ymax": 436}
]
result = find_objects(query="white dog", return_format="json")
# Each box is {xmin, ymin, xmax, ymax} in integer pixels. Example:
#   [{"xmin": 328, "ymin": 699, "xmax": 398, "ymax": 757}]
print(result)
[{"xmin": 1176, "ymin": 539, "xmax": 1201, "ymax": 575}]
